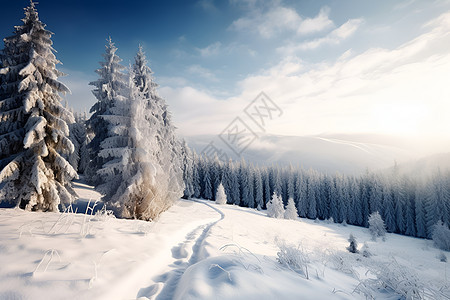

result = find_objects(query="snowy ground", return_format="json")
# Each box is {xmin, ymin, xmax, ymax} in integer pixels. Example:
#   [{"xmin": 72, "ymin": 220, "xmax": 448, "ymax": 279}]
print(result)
[{"xmin": 0, "ymin": 181, "xmax": 449, "ymax": 300}]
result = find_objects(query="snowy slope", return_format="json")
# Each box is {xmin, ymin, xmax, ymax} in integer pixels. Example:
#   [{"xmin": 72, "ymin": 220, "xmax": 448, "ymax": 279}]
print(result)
[{"xmin": 0, "ymin": 181, "xmax": 448, "ymax": 300}]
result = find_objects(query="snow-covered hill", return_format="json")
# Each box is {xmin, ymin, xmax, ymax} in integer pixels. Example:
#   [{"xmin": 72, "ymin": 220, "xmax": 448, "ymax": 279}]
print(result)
[{"xmin": 0, "ymin": 181, "xmax": 448, "ymax": 299}]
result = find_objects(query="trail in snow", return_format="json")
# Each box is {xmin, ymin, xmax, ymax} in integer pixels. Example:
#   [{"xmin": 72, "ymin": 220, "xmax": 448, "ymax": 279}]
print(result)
[{"xmin": 139, "ymin": 199, "xmax": 225, "ymax": 300}]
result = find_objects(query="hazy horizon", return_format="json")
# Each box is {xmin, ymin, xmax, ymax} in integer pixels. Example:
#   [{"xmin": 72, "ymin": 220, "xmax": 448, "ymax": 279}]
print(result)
[{"xmin": 1, "ymin": 0, "xmax": 449, "ymax": 161}]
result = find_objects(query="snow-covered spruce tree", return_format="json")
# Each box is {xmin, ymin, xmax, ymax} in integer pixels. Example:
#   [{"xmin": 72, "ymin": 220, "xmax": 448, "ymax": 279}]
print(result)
[
  {"xmin": 284, "ymin": 197, "xmax": 298, "ymax": 220},
  {"xmin": 211, "ymin": 154, "xmax": 222, "ymax": 200},
  {"xmin": 97, "ymin": 47, "xmax": 183, "ymax": 220},
  {"xmin": 368, "ymin": 211, "xmax": 386, "ymax": 241},
  {"xmin": 132, "ymin": 45, "xmax": 184, "ymax": 202},
  {"xmin": 67, "ymin": 112, "xmax": 88, "ymax": 172},
  {"xmin": 254, "ymin": 167, "xmax": 264, "ymax": 209},
  {"xmin": 415, "ymin": 186, "xmax": 428, "ymax": 238},
  {"xmin": 202, "ymin": 158, "xmax": 213, "ymax": 200},
  {"xmin": 239, "ymin": 158, "xmax": 251, "ymax": 207},
  {"xmin": 306, "ymin": 174, "xmax": 317, "ymax": 219},
  {"xmin": 181, "ymin": 140, "xmax": 194, "ymax": 199},
  {"xmin": 296, "ymin": 172, "xmax": 308, "ymax": 218},
  {"xmin": 215, "ymin": 182, "xmax": 227, "ymax": 205},
  {"xmin": 0, "ymin": 1, "xmax": 77, "ymax": 210},
  {"xmin": 230, "ymin": 161, "xmax": 240, "ymax": 205},
  {"xmin": 263, "ymin": 168, "xmax": 271, "ymax": 209},
  {"xmin": 85, "ymin": 38, "xmax": 128, "ymax": 185},
  {"xmin": 192, "ymin": 150, "xmax": 201, "ymax": 199},
  {"xmin": 347, "ymin": 234, "xmax": 359, "ymax": 253},
  {"xmin": 267, "ymin": 192, "xmax": 285, "ymax": 219},
  {"xmin": 432, "ymin": 221, "xmax": 450, "ymax": 251},
  {"xmin": 78, "ymin": 113, "xmax": 91, "ymax": 175}
]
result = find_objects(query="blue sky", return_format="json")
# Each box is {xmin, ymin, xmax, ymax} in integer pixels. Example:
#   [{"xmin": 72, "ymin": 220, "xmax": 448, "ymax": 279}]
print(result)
[{"xmin": 1, "ymin": 0, "xmax": 450, "ymax": 155}]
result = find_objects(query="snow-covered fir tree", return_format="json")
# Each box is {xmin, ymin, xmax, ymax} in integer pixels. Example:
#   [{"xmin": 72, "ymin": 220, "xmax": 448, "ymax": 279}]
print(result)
[
  {"xmin": 347, "ymin": 234, "xmax": 359, "ymax": 253},
  {"xmin": 0, "ymin": 1, "xmax": 77, "ymax": 211},
  {"xmin": 215, "ymin": 182, "xmax": 227, "ymax": 205},
  {"xmin": 202, "ymin": 157, "xmax": 213, "ymax": 199},
  {"xmin": 181, "ymin": 140, "xmax": 194, "ymax": 199},
  {"xmin": 239, "ymin": 159, "xmax": 252, "ymax": 207},
  {"xmin": 67, "ymin": 112, "xmax": 88, "ymax": 172},
  {"xmin": 262, "ymin": 168, "xmax": 271, "ymax": 209},
  {"xmin": 186, "ymin": 153, "xmax": 449, "ymax": 240},
  {"xmin": 267, "ymin": 192, "xmax": 285, "ymax": 219},
  {"xmin": 284, "ymin": 197, "xmax": 298, "ymax": 220},
  {"xmin": 95, "ymin": 47, "xmax": 183, "ymax": 220},
  {"xmin": 296, "ymin": 172, "xmax": 308, "ymax": 218},
  {"xmin": 415, "ymin": 186, "xmax": 428, "ymax": 238},
  {"xmin": 85, "ymin": 38, "xmax": 128, "ymax": 185},
  {"xmin": 229, "ymin": 160, "xmax": 240, "ymax": 205},
  {"xmin": 254, "ymin": 167, "xmax": 264, "ymax": 209},
  {"xmin": 306, "ymin": 174, "xmax": 317, "ymax": 219},
  {"xmin": 220, "ymin": 159, "xmax": 231, "ymax": 204},
  {"xmin": 211, "ymin": 154, "xmax": 222, "ymax": 200},
  {"xmin": 132, "ymin": 46, "xmax": 184, "ymax": 204},
  {"xmin": 432, "ymin": 221, "xmax": 450, "ymax": 251},
  {"xmin": 192, "ymin": 150, "xmax": 201, "ymax": 199},
  {"xmin": 368, "ymin": 211, "xmax": 386, "ymax": 241}
]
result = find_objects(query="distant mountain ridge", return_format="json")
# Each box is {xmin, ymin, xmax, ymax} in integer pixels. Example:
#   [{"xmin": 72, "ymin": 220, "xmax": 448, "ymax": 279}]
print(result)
[{"xmin": 184, "ymin": 133, "xmax": 429, "ymax": 175}]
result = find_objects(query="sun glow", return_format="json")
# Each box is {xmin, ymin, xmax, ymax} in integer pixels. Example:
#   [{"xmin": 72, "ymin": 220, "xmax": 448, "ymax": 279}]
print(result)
[{"xmin": 371, "ymin": 103, "xmax": 428, "ymax": 136}]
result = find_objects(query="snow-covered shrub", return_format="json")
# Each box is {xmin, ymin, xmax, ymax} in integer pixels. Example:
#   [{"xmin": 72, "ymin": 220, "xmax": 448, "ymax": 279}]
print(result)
[
  {"xmin": 355, "ymin": 259, "xmax": 425, "ymax": 300},
  {"xmin": 267, "ymin": 193, "xmax": 284, "ymax": 219},
  {"xmin": 438, "ymin": 252, "xmax": 447, "ymax": 262},
  {"xmin": 432, "ymin": 221, "xmax": 450, "ymax": 251},
  {"xmin": 326, "ymin": 217, "xmax": 334, "ymax": 224},
  {"xmin": 215, "ymin": 183, "xmax": 227, "ymax": 205},
  {"xmin": 276, "ymin": 240, "xmax": 309, "ymax": 279},
  {"xmin": 347, "ymin": 234, "xmax": 359, "ymax": 253},
  {"xmin": 361, "ymin": 242, "xmax": 372, "ymax": 258},
  {"xmin": 368, "ymin": 211, "xmax": 386, "ymax": 241},
  {"xmin": 284, "ymin": 197, "xmax": 298, "ymax": 220}
]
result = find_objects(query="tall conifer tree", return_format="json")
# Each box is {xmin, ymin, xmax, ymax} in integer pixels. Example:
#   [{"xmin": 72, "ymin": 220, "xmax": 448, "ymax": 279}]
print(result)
[{"xmin": 0, "ymin": 1, "xmax": 77, "ymax": 211}]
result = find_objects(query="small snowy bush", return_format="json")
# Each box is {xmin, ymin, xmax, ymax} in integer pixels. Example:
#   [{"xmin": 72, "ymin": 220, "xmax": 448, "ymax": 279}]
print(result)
[
  {"xmin": 432, "ymin": 221, "xmax": 450, "ymax": 251},
  {"xmin": 368, "ymin": 211, "xmax": 386, "ymax": 241},
  {"xmin": 276, "ymin": 240, "xmax": 309, "ymax": 279},
  {"xmin": 438, "ymin": 252, "xmax": 447, "ymax": 262},
  {"xmin": 215, "ymin": 183, "xmax": 227, "ymax": 205},
  {"xmin": 361, "ymin": 242, "xmax": 372, "ymax": 258},
  {"xmin": 347, "ymin": 234, "xmax": 359, "ymax": 253},
  {"xmin": 267, "ymin": 193, "xmax": 284, "ymax": 219},
  {"xmin": 284, "ymin": 198, "xmax": 298, "ymax": 220},
  {"xmin": 355, "ymin": 259, "xmax": 425, "ymax": 299}
]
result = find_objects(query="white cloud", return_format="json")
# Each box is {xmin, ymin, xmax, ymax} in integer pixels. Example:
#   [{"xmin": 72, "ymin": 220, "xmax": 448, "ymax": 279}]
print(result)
[
  {"xmin": 186, "ymin": 64, "xmax": 218, "ymax": 81},
  {"xmin": 230, "ymin": 4, "xmax": 334, "ymax": 38},
  {"xmin": 197, "ymin": 0, "xmax": 217, "ymax": 11},
  {"xmin": 197, "ymin": 41, "xmax": 222, "ymax": 57},
  {"xmin": 297, "ymin": 18, "xmax": 363, "ymax": 50},
  {"xmin": 162, "ymin": 11, "xmax": 450, "ymax": 155},
  {"xmin": 196, "ymin": 41, "xmax": 256, "ymax": 57},
  {"xmin": 159, "ymin": 86, "xmax": 243, "ymax": 135},
  {"xmin": 230, "ymin": 5, "xmax": 301, "ymax": 38},
  {"xmin": 393, "ymin": 0, "xmax": 416, "ymax": 10},
  {"xmin": 297, "ymin": 6, "xmax": 334, "ymax": 35},
  {"xmin": 278, "ymin": 18, "xmax": 363, "ymax": 54}
]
